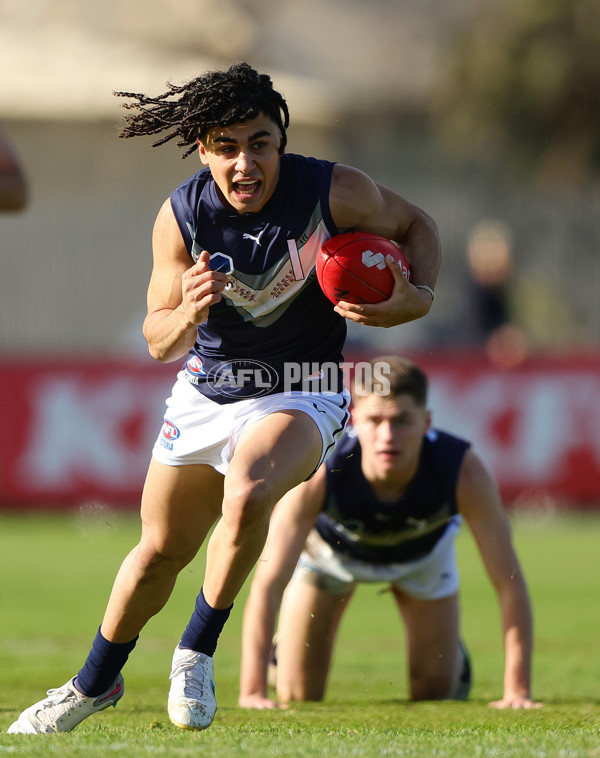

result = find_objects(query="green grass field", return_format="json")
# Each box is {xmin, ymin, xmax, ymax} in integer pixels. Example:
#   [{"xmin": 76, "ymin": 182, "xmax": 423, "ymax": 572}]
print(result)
[{"xmin": 1, "ymin": 508, "xmax": 599, "ymax": 757}]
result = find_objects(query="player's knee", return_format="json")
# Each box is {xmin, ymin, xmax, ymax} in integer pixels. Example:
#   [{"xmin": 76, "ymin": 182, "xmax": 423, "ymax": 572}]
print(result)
[
  {"xmin": 221, "ymin": 478, "xmax": 272, "ymax": 540},
  {"xmin": 136, "ymin": 537, "xmax": 198, "ymax": 575},
  {"xmin": 409, "ymin": 673, "xmax": 454, "ymax": 701}
]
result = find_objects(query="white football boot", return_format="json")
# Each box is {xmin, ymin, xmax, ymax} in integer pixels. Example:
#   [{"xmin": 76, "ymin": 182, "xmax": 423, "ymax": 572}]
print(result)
[
  {"xmin": 7, "ymin": 674, "xmax": 124, "ymax": 734},
  {"xmin": 167, "ymin": 646, "xmax": 217, "ymax": 730}
]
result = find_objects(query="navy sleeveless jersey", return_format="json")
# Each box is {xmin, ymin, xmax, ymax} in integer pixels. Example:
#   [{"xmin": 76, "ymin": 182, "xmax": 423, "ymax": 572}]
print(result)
[
  {"xmin": 169, "ymin": 153, "xmax": 346, "ymax": 403},
  {"xmin": 315, "ymin": 428, "xmax": 471, "ymax": 563}
]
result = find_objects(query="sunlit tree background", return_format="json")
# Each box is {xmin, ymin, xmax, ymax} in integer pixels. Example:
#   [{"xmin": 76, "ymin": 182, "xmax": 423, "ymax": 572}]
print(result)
[{"xmin": 432, "ymin": 0, "xmax": 600, "ymax": 187}]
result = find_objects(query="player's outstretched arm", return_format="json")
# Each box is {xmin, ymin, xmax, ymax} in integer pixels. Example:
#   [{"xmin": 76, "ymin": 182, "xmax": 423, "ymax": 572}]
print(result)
[
  {"xmin": 457, "ymin": 449, "xmax": 543, "ymax": 709},
  {"xmin": 143, "ymin": 199, "xmax": 228, "ymax": 362},
  {"xmin": 238, "ymin": 468, "xmax": 326, "ymax": 709},
  {"xmin": 329, "ymin": 164, "xmax": 440, "ymax": 327}
]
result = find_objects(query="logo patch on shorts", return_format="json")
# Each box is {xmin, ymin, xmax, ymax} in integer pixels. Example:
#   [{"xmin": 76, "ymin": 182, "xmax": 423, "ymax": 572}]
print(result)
[{"xmin": 160, "ymin": 420, "xmax": 180, "ymax": 451}]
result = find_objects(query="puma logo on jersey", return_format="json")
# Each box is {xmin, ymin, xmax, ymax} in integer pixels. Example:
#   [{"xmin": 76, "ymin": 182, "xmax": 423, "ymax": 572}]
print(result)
[
  {"xmin": 243, "ymin": 228, "xmax": 267, "ymax": 246},
  {"xmin": 406, "ymin": 517, "xmax": 429, "ymax": 532}
]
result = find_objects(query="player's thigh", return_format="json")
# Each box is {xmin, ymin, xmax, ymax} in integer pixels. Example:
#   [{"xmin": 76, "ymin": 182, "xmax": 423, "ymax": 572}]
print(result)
[
  {"xmin": 140, "ymin": 457, "xmax": 224, "ymax": 559},
  {"xmin": 277, "ymin": 578, "xmax": 353, "ymax": 700},
  {"xmin": 225, "ymin": 410, "xmax": 323, "ymax": 518},
  {"xmin": 393, "ymin": 589, "xmax": 460, "ymax": 684}
]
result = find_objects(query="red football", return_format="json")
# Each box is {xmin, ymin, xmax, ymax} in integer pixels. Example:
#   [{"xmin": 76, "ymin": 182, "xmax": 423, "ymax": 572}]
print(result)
[{"xmin": 316, "ymin": 231, "xmax": 412, "ymax": 305}]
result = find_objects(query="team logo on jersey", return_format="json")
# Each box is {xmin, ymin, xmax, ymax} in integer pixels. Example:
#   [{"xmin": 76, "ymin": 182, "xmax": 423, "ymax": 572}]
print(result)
[
  {"xmin": 208, "ymin": 359, "xmax": 279, "ymax": 398},
  {"xmin": 209, "ymin": 252, "xmax": 234, "ymax": 274}
]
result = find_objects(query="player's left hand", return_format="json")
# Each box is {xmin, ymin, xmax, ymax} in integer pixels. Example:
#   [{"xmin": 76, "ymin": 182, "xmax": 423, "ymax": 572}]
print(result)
[
  {"xmin": 488, "ymin": 696, "xmax": 544, "ymax": 710},
  {"xmin": 334, "ymin": 255, "xmax": 433, "ymax": 327}
]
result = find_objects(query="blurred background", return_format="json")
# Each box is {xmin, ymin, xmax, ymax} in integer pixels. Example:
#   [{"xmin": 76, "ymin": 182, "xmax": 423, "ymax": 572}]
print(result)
[{"xmin": 1, "ymin": 0, "xmax": 599, "ymax": 510}]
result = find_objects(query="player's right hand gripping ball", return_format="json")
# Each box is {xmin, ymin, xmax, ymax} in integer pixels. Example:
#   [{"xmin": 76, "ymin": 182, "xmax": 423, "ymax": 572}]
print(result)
[{"xmin": 316, "ymin": 231, "xmax": 411, "ymax": 305}]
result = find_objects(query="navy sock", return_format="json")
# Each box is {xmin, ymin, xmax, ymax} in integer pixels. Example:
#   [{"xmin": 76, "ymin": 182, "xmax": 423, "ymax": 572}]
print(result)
[
  {"xmin": 179, "ymin": 588, "xmax": 232, "ymax": 657},
  {"xmin": 75, "ymin": 627, "xmax": 138, "ymax": 696}
]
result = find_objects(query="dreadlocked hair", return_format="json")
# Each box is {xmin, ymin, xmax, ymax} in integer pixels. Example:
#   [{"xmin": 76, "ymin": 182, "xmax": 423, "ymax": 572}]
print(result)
[{"xmin": 113, "ymin": 62, "xmax": 290, "ymax": 159}]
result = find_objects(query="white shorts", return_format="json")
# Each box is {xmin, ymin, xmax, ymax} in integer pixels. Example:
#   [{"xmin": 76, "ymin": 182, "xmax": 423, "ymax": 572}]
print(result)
[
  {"xmin": 293, "ymin": 515, "xmax": 462, "ymax": 600},
  {"xmin": 151, "ymin": 371, "xmax": 350, "ymax": 475}
]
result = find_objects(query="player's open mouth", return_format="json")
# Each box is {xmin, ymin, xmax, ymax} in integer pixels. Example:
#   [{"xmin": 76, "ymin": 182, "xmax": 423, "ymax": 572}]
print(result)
[{"xmin": 233, "ymin": 179, "xmax": 261, "ymax": 196}]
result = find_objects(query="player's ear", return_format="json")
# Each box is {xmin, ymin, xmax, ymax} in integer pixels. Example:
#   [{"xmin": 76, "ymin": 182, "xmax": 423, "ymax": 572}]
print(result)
[
  {"xmin": 197, "ymin": 139, "xmax": 209, "ymax": 165},
  {"xmin": 275, "ymin": 126, "xmax": 285, "ymax": 155}
]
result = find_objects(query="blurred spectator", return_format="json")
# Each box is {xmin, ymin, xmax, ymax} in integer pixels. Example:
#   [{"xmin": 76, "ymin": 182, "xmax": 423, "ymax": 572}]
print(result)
[
  {"xmin": 466, "ymin": 219, "xmax": 513, "ymax": 338},
  {"xmin": 0, "ymin": 129, "xmax": 28, "ymax": 211},
  {"xmin": 464, "ymin": 219, "xmax": 528, "ymax": 368}
]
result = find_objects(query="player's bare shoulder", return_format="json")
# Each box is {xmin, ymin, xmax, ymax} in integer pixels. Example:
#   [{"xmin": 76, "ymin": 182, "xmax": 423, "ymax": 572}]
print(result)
[
  {"xmin": 152, "ymin": 198, "xmax": 190, "ymax": 264},
  {"xmin": 456, "ymin": 448, "xmax": 504, "ymax": 521},
  {"xmin": 329, "ymin": 164, "xmax": 382, "ymax": 230},
  {"xmin": 329, "ymin": 164, "xmax": 419, "ymax": 246}
]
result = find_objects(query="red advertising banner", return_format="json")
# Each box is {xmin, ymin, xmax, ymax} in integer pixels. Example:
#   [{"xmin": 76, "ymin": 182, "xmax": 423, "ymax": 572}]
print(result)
[
  {"xmin": 1, "ymin": 354, "xmax": 599, "ymax": 508},
  {"xmin": 0, "ymin": 359, "xmax": 174, "ymax": 507},
  {"xmin": 413, "ymin": 352, "xmax": 600, "ymax": 505}
]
